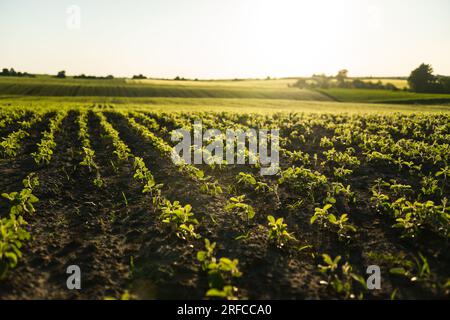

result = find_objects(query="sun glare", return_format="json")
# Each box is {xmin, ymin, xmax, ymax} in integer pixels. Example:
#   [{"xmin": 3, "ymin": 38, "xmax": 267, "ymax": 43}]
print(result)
[{"xmin": 231, "ymin": 0, "xmax": 359, "ymax": 77}]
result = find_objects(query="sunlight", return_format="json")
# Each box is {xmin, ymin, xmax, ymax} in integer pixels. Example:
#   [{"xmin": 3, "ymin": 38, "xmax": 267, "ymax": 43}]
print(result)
[{"xmin": 235, "ymin": 0, "xmax": 359, "ymax": 77}]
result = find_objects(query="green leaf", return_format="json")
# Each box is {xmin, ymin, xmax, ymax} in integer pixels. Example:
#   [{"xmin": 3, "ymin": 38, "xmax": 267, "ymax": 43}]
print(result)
[
  {"xmin": 247, "ymin": 206, "xmax": 255, "ymax": 219},
  {"xmin": 206, "ymin": 288, "xmax": 227, "ymax": 298},
  {"xmin": 195, "ymin": 170, "xmax": 205, "ymax": 179},
  {"xmin": 197, "ymin": 251, "xmax": 206, "ymax": 262},
  {"xmin": 328, "ymin": 214, "xmax": 337, "ymax": 223},
  {"xmin": 389, "ymin": 267, "xmax": 407, "ymax": 276},
  {"xmin": 322, "ymin": 254, "xmax": 333, "ymax": 265}
]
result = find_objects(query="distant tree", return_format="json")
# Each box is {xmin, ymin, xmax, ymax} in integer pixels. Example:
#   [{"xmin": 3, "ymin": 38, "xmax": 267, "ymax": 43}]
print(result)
[
  {"xmin": 376, "ymin": 80, "xmax": 383, "ymax": 88},
  {"xmin": 314, "ymin": 74, "xmax": 331, "ymax": 89},
  {"xmin": 291, "ymin": 78, "xmax": 307, "ymax": 89},
  {"xmin": 408, "ymin": 63, "xmax": 436, "ymax": 93},
  {"xmin": 132, "ymin": 74, "xmax": 146, "ymax": 79},
  {"xmin": 56, "ymin": 70, "xmax": 66, "ymax": 78},
  {"xmin": 0, "ymin": 68, "xmax": 34, "ymax": 77},
  {"xmin": 73, "ymin": 74, "xmax": 114, "ymax": 80},
  {"xmin": 351, "ymin": 79, "xmax": 365, "ymax": 89},
  {"xmin": 336, "ymin": 69, "xmax": 348, "ymax": 85},
  {"xmin": 9, "ymin": 68, "xmax": 17, "ymax": 76},
  {"xmin": 384, "ymin": 83, "xmax": 399, "ymax": 91},
  {"xmin": 437, "ymin": 76, "xmax": 450, "ymax": 93},
  {"xmin": 174, "ymin": 76, "xmax": 181, "ymax": 80}
]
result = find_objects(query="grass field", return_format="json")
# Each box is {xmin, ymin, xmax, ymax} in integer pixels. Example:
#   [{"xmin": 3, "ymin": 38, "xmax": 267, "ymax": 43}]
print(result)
[
  {"xmin": 319, "ymin": 88, "xmax": 450, "ymax": 104},
  {"xmin": 0, "ymin": 76, "xmax": 330, "ymax": 101},
  {"xmin": 360, "ymin": 78, "xmax": 409, "ymax": 90},
  {"xmin": 2, "ymin": 76, "xmax": 450, "ymax": 106},
  {"xmin": 2, "ymin": 95, "xmax": 450, "ymax": 114}
]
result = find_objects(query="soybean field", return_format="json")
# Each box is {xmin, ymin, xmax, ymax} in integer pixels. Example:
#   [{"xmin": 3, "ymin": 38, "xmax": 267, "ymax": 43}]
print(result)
[{"xmin": 0, "ymin": 103, "xmax": 449, "ymax": 299}]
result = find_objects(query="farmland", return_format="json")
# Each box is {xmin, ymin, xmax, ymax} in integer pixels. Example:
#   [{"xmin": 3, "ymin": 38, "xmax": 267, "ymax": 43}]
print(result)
[
  {"xmin": 360, "ymin": 78, "xmax": 409, "ymax": 90},
  {"xmin": 319, "ymin": 88, "xmax": 450, "ymax": 104},
  {"xmin": 0, "ymin": 91, "xmax": 449, "ymax": 299},
  {"xmin": 0, "ymin": 76, "xmax": 330, "ymax": 101},
  {"xmin": 2, "ymin": 76, "xmax": 450, "ymax": 105}
]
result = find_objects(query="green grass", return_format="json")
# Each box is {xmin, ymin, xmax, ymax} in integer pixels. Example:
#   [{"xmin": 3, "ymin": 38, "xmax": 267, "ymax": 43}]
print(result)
[
  {"xmin": 2, "ymin": 95, "xmax": 450, "ymax": 114},
  {"xmin": 2, "ymin": 76, "xmax": 450, "ymax": 110},
  {"xmin": 0, "ymin": 76, "xmax": 330, "ymax": 101},
  {"xmin": 359, "ymin": 78, "xmax": 409, "ymax": 90},
  {"xmin": 319, "ymin": 88, "xmax": 450, "ymax": 104}
]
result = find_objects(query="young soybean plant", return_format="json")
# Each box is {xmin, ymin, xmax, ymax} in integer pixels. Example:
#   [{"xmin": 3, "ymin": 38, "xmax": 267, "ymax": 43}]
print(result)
[
  {"xmin": 436, "ymin": 165, "xmax": 450, "ymax": 196},
  {"xmin": 236, "ymin": 172, "xmax": 274, "ymax": 194},
  {"xmin": 78, "ymin": 112, "xmax": 104, "ymax": 187},
  {"xmin": 0, "ymin": 112, "xmax": 43, "ymax": 159},
  {"xmin": 0, "ymin": 173, "xmax": 38, "ymax": 278},
  {"xmin": 160, "ymin": 200, "xmax": 201, "ymax": 241},
  {"xmin": 197, "ymin": 239, "xmax": 242, "ymax": 300},
  {"xmin": 310, "ymin": 204, "xmax": 357, "ymax": 241},
  {"xmin": 225, "ymin": 195, "xmax": 255, "ymax": 222},
  {"xmin": 318, "ymin": 254, "xmax": 367, "ymax": 300},
  {"xmin": 96, "ymin": 112, "xmax": 130, "ymax": 162},
  {"xmin": 132, "ymin": 156, "xmax": 164, "ymax": 199},
  {"xmin": 2, "ymin": 173, "xmax": 39, "ymax": 216},
  {"xmin": 0, "ymin": 213, "xmax": 30, "ymax": 279},
  {"xmin": 32, "ymin": 112, "xmax": 67, "ymax": 166},
  {"xmin": 266, "ymin": 215, "xmax": 296, "ymax": 248},
  {"xmin": 199, "ymin": 181, "xmax": 223, "ymax": 197},
  {"xmin": 0, "ymin": 129, "xmax": 29, "ymax": 158}
]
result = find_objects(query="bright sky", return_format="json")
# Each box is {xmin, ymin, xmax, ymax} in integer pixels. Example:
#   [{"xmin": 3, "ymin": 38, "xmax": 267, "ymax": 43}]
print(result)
[{"xmin": 1, "ymin": 0, "xmax": 449, "ymax": 79}]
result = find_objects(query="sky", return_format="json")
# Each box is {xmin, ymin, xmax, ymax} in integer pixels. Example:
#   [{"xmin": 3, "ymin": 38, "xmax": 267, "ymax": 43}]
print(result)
[{"xmin": 1, "ymin": 0, "xmax": 449, "ymax": 79}]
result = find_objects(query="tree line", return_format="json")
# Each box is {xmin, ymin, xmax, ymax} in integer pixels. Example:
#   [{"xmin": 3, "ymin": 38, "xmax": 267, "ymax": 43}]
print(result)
[
  {"xmin": 55, "ymin": 70, "xmax": 114, "ymax": 80},
  {"xmin": 290, "ymin": 70, "xmax": 401, "ymax": 91},
  {"xmin": 0, "ymin": 68, "xmax": 35, "ymax": 78},
  {"xmin": 407, "ymin": 64, "xmax": 450, "ymax": 93},
  {"xmin": 290, "ymin": 64, "xmax": 450, "ymax": 94},
  {"xmin": 2, "ymin": 64, "xmax": 450, "ymax": 94}
]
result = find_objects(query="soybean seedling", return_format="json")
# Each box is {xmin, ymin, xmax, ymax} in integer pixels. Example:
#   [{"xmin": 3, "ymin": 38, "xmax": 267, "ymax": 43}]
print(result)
[{"xmin": 267, "ymin": 215, "xmax": 296, "ymax": 248}]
